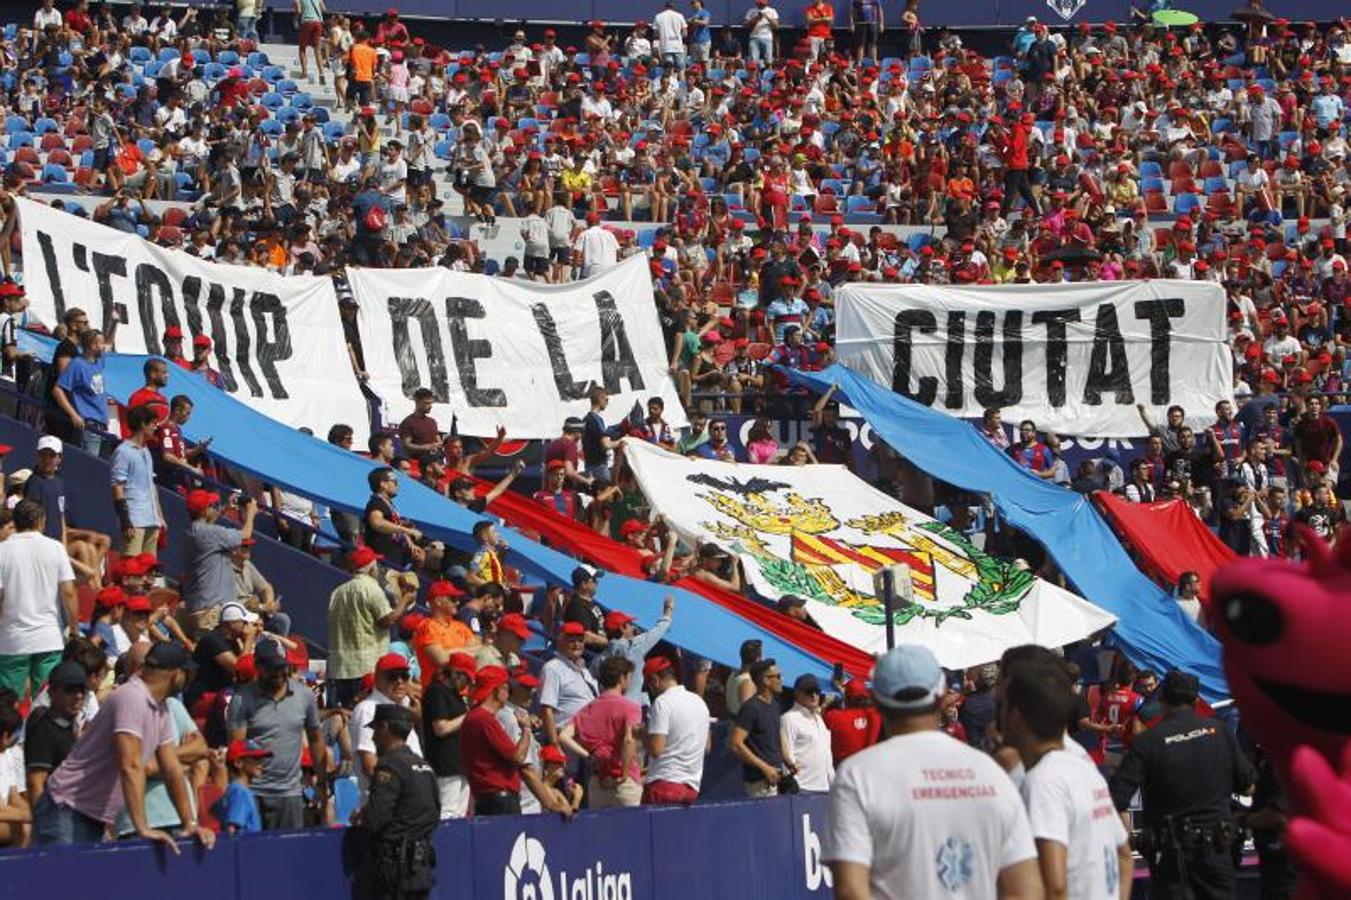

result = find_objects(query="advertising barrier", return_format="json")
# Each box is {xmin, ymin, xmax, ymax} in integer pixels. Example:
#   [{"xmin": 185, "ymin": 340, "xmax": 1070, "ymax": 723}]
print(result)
[{"xmin": 0, "ymin": 796, "xmax": 834, "ymax": 900}]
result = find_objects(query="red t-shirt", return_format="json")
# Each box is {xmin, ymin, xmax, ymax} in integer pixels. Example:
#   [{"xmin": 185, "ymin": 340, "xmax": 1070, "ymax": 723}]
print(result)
[
  {"xmin": 1092, "ymin": 687, "xmax": 1142, "ymax": 763},
  {"xmin": 460, "ymin": 705, "xmax": 521, "ymax": 796},
  {"xmin": 156, "ymin": 419, "xmax": 186, "ymax": 462},
  {"xmin": 128, "ymin": 387, "xmax": 170, "ymax": 424},
  {"xmin": 823, "ymin": 706, "xmax": 881, "ymax": 764},
  {"xmin": 570, "ymin": 692, "xmax": 642, "ymax": 781}
]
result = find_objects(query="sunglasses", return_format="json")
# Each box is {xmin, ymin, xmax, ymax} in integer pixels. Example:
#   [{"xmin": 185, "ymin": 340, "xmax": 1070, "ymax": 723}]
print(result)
[{"xmin": 385, "ymin": 671, "xmax": 412, "ymax": 682}]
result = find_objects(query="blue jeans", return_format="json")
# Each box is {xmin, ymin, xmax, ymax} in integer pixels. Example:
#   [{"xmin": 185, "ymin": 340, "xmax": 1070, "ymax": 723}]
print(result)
[
  {"xmin": 237, "ymin": 15, "xmax": 258, "ymax": 42},
  {"xmin": 265, "ymin": 611, "xmax": 292, "ymax": 637},
  {"xmin": 748, "ymin": 36, "xmax": 773, "ymax": 65},
  {"xmin": 79, "ymin": 422, "xmax": 105, "ymax": 457},
  {"xmin": 34, "ymin": 792, "xmax": 106, "ymax": 846}
]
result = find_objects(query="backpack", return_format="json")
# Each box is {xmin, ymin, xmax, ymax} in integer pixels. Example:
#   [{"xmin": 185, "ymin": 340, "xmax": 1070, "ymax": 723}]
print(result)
[{"xmin": 364, "ymin": 203, "xmax": 388, "ymax": 232}]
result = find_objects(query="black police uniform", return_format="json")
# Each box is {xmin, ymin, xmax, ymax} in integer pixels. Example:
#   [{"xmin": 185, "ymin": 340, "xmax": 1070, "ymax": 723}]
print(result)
[
  {"xmin": 360, "ymin": 731, "xmax": 441, "ymax": 899},
  {"xmin": 1109, "ymin": 705, "xmax": 1256, "ymax": 900}
]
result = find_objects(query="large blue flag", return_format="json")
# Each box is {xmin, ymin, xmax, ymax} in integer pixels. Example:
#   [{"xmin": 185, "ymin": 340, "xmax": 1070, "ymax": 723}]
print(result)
[{"xmin": 21, "ymin": 332, "xmax": 836, "ymax": 682}]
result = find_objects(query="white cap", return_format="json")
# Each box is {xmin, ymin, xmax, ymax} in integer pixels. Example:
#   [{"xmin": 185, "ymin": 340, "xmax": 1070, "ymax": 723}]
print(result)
[
  {"xmin": 36, "ymin": 435, "xmax": 63, "ymax": 454},
  {"xmin": 7, "ymin": 468, "xmax": 31, "ymax": 487},
  {"xmin": 220, "ymin": 602, "xmax": 260, "ymax": 625}
]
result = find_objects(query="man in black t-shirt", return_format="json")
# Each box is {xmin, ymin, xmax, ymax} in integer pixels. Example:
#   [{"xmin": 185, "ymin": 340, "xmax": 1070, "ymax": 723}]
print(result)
[
  {"xmin": 809, "ymin": 396, "xmax": 854, "ymax": 471},
  {"xmin": 363, "ymin": 466, "xmax": 424, "ymax": 570},
  {"xmin": 1295, "ymin": 482, "xmax": 1345, "ymax": 544},
  {"xmin": 422, "ymin": 654, "xmax": 476, "ymax": 819},
  {"xmin": 186, "ymin": 601, "xmax": 257, "ymax": 710},
  {"xmin": 24, "ymin": 660, "xmax": 89, "ymax": 805},
  {"xmin": 730, "ymin": 658, "xmax": 788, "ymax": 797},
  {"xmin": 582, "ymin": 386, "xmax": 621, "ymax": 482},
  {"xmin": 562, "ymin": 566, "xmax": 607, "ymax": 649}
]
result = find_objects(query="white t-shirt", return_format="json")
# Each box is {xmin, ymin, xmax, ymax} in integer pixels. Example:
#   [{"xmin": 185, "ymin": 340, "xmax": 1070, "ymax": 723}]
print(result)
[
  {"xmin": 645, "ymin": 684, "xmax": 710, "ymax": 790},
  {"xmin": 745, "ymin": 4, "xmax": 779, "ymax": 39},
  {"xmin": 781, "ymin": 703, "xmax": 835, "ymax": 792},
  {"xmin": 825, "ymin": 730, "xmax": 1037, "ymax": 900},
  {"xmin": 1006, "ymin": 733, "xmax": 1092, "ymax": 789},
  {"xmin": 576, "ymin": 226, "xmax": 620, "ymax": 275},
  {"xmin": 653, "ymin": 8, "xmax": 687, "ymax": 54},
  {"xmin": 1020, "ymin": 749, "xmax": 1129, "ymax": 900},
  {"xmin": 0, "ymin": 744, "xmax": 23, "ymax": 802},
  {"xmin": 350, "ymin": 689, "xmax": 422, "ymax": 800},
  {"xmin": 0, "ymin": 531, "xmax": 75, "ymax": 656}
]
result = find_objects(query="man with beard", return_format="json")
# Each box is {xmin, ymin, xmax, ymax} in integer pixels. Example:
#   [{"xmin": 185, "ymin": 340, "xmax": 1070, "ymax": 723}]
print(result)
[
  {"xmin": 226, "ymin": 639, "xmax": 326, "ymax": 830},
  {"xmin": 34, "ymin": 643, "xmax": 216, "ymax": 851}
]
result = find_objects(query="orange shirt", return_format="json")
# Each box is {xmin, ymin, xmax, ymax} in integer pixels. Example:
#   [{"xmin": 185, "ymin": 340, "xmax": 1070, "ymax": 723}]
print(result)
[
  {"xmin": 806, "ymin": 2, "xmax": 834, "ymax": 38},
  {"xmin": 946, "ymin": 176, "xmax": 975, "ymax": 201},
  {"xmin": 411, "ymin": 617, "xmax": 476, "ymax": 685},
  {"xmin": 350, "ymin": 43, "xmax": 378, "ymax": 83}
]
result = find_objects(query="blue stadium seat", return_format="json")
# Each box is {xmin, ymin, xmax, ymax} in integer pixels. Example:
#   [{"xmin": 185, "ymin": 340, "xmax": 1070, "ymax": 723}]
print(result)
[
  {"xmin": 1139, "ymin": 161, "xmax": 1163, "ymax": 178},
  {"xmin": 1173, "ymin": 192, "xmax": 1202, "ymax": 215},
  {"xmin": 323, "ymin": 121, "xmax": 348, "ymax": 142},
  {"xmin": 1203, "ymin": 176, "xmax": 1228, "ymax": 194},
  {"xmin": 216, "ymin": 50, "xmax": 240, "ymax": 66},
  {"xmin": 429, "ymin": 113, "xmax": 451, "ymax": 131},
  {"xmin": 191, "ymin": 49, "xmax": 211, "ymax": 65},
  {"xmin": 247, "ymin": 51, "xmax": 270, "ymax": 68},
  {"xmin": 262, "ymin": 65, "xmax": 285, "ymax": 83},
  {"xmin": 275, "ymin": 107, "xmax": 301, "ymax": 125},
  {"xmin": 157, "ymin": 47, "xmax": 179, "ymax": 62},
  {"xmin": 116, "ymin": 83, "xmax": 138, "ymax": 99},
  {"xmin": 143, "ymin": 60, "xmax": 162, "ymax": 78},
  {"xmin": 434, "ymin": 139, "xmax": 453, "ymax": 160},
  {"xmin": 1211, "ymin": 118, "xmax": 1234, "ymax": 135},
  {"xmin": 203, "ymin": 63, "xmax": 227, "ymax": 81},
  {"xmin": 907, "ymin": 233, "xmax": 931, "ymax": 252},
  {"xmin": 137, "ymin": 138, "xmax": 155, "ymax": 156},
  {"xmin": 129, "ymin": 46, "xmax": 152, "ymax": 64},
  {"xmin": 277, "ymin": 79, "xmax": 299, "ymax": 96},
  {"xmin": 1279, "ymin": 131, "xmax": 1299, "ymax": 150},
  {"xmin": 259, "ymin": 119, "xmax": 284, "ymax": 136},
  {"xmin": 8, "ymin": 132, "xmax": 33, "ymax": 149},
  {"xmin": 34, "ymin": 117, "xmax": 59, "ymax": 136},
  {"xmin": 41, "ymin": 163, "xmax": 68, "ymax": 183},
  {"xmin": 260, "ymin": 92, "xmax": 285, "ymax": 111},
  {"xmin": 291, "ymin": 92, "xmax": 313, "ymax": 110},
  {"xmin": 310, "ymin": 107, "xmax": 330, "ymax": 124},
  {"xmin": 4, "ymin": 116, "xmax": 26, "ymax": 135}
]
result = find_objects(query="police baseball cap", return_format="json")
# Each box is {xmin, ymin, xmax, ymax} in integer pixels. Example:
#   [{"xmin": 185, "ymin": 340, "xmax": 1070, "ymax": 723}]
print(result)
[
  {"xmin": 871, "ymin": 644, "xmax": 945, "ymax": 711},
  {"xmin": 367, "ymin": 704, "xmax": 416, "ymax": 729},
  {"xmin": 1161, "ymin": 669, "xmax": 1200, "ymax": 704},
  {"xmin": 793, "ymin": 673, "xmax": 821, "ymax": 694}
]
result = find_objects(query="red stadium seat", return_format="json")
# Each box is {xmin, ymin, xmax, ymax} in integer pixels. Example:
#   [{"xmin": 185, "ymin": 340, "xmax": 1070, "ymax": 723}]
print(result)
[
  {"xmin": 1144, "ymin": 190, "xmax": 1168, "ymax": 213},
  {"xmin": 73, "ymin": 166, "xmax": 93, "ymax": 187},
  {"xmin": 163, "ymin": 207, "xmax": 188, "ymax": 227},
  {"xmin": 71, "ymin": 134, "xmax": 93, "ymax": 153},
  {"xmin": 747, "ymin": 341, "xmax": 772, "ymax": 361},
  {"xmin": 40, "ymin": 132, "xmax": 66, "ymax": 151}
]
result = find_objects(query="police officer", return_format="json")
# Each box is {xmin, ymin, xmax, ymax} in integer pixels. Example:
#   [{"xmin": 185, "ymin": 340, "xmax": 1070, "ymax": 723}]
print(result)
[
  {"xmin": 1109, "ymin": 670, "xmax": 1256, "ymax": 900},
  {"xmin": 357, "ymin": 704, "xmax": 440, "ymax": 900}
]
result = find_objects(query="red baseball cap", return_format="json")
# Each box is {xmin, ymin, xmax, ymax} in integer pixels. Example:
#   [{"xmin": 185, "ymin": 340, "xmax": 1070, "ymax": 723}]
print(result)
[
  {"xmin": 604, "ymin": 610, "xmax": 637, "ymax": 632},
  {"xmin": 511, "ymin": 666, "xmax": 540, "ymax": 688},
  {"xmin": 185, "ymin": 489, "xmax": 221, "ymax": 515},
  {"xmin": 844, "ymin": 677, "xmax": 870, "ymax": 699},
  {"xmin": 193, "ymin": 334, "xmax": 212, "ymax": 348},
  {"xmin": 560, "ymin": 621, "xmax": 586, "ymax": 638},
  {"xmin": 349, "ymin": 546, "xmax": 383, "ymax": 569},
  {"xmin": 427, "ymin": 580, "xmax": 463, "ymax": 600},
  {"xmin": 619, "ymin": 519, "xmax": 648, "ymax": 537},
  {"xmin": 375, "ymin": 652, "xmax": 411, "ymax": 674},
  {"xmin": 124, "ymin": 595, "xmax": 153, "ymax": 614},
  {"xmin": 226, "ymin": 739, "xmax": 273, "ymax": 763},
  {"xmin": 498, "ymin": 613, "xmax": 530, "ymax": 640},
  {"xmin": 643, "ymin": 656, "xmax": 673, "ymax": 676},
  {"xmin": 163, "ymin": 325, "xmax": 184, "ymax": 340},
  {"xmin": 447, "ymin": 653, "xmax": 478, "ymax": 678},
  {"xmin": 472, "ymin": 665, "xmax": 510, "ymax": 704},
  {"xmin": 96, "ymin": 585, "xmax": 127, "ymax": 607}
]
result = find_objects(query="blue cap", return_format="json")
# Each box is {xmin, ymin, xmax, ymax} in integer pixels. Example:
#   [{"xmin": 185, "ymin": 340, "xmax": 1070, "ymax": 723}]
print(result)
[{"xmin": 871, "ymin": 644, "xmax": 945, "ymax": 711}]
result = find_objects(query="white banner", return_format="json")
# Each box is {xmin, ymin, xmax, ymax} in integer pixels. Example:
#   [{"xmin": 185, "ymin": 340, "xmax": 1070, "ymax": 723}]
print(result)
[
  {"xmin": 348, "ymin": 255, "xmax": 687, "ymax": 438},
  {"xmin": 624, "ymin": 439, "xmax": 1115, "ymax": 668},
  {"xmin": 18, "ymin": 197, "xmax": 363, "ymax": 432},
  {"xmin": 835, "ymin": 280, "xmax": 1234, "ymax": 438}
]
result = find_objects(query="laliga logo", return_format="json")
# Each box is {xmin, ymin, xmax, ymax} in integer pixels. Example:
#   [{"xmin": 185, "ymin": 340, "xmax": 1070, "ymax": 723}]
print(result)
[
  {"xmin": 802, "ymin": 814, "xmax": 834, "ymax": 892},
  {"xmin": 504, "ymin": 832, "xmax": 634, "ymax": 900}
]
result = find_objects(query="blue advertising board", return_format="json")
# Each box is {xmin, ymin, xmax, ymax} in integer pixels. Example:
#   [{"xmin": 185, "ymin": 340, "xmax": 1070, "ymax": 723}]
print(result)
[{"xmin": 0, "ymin": 796, "xmax": 835, "ymax": 900}]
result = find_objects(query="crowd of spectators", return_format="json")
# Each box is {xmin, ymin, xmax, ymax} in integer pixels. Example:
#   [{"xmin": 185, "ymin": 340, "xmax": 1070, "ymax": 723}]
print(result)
[{"xmin": 0, "ymin": 7, "xmax": 1335, "ymax": 892}]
